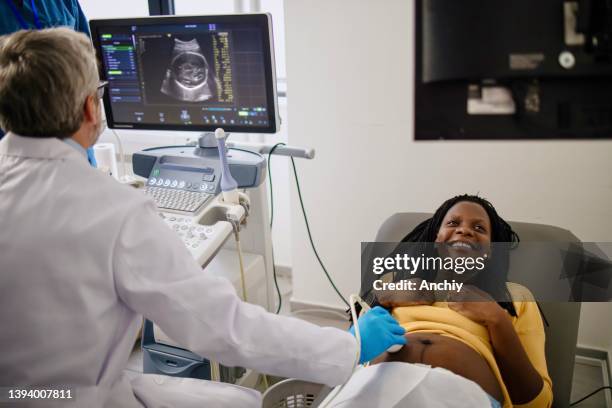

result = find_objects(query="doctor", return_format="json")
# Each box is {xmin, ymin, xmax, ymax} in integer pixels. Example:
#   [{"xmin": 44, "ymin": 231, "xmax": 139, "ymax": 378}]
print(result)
[{"xmin": 0, "ymin": 29, "xmax": 406, "ymax": 408}]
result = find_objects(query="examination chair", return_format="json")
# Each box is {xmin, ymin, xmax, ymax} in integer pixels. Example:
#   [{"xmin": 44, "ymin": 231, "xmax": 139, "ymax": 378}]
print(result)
[{"xmin": 375, "ymin": 213, "xmax": 582, "ymax": 408}]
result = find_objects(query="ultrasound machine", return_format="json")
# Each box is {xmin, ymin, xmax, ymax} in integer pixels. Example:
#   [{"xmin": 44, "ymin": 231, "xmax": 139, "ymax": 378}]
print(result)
[{"xmin": 90, "ymin": 14, "xmax": 307, "ymax": 387}]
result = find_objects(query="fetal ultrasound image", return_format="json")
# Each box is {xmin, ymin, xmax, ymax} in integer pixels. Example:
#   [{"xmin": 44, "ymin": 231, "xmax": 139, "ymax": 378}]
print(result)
[{"xmin": 140, "ymin": 35, "xmax": 220, "ymax": 104}]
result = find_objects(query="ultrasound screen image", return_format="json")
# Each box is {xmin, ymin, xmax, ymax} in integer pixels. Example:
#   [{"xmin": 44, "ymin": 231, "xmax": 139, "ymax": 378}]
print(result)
[
  {"xmin": 139, "ymin": 34, "xmax": 227, "ymax": 105},
  {"xmin": 161, "ymin": 38, "xmax": 216, "ymax": 102}
]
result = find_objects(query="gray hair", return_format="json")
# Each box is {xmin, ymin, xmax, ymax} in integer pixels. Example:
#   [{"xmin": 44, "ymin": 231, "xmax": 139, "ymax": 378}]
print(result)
[{"xmin": 0, "ymin": 28, "xmax": 99, "ymax": 138}]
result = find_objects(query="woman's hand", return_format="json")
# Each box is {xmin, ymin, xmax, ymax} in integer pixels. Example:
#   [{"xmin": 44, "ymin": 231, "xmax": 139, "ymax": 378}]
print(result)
[
  {"xmin": 446, "ymin": 285, "xmax": 507, "ymax": 327},
  {"xmin": 375, "ymin": 278, "xmax": 435, "ymax": 307}
]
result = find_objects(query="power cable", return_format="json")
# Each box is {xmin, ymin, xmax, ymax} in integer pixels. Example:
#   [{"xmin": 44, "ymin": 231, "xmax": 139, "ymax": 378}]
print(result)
[
  {"xmin": 267, "ymin": 142, "xmax": 349, "ymax": 308},
  {"xmin": 268, "ymin": 143, "xmax": 286, "ymax": 314},
  {"xmin": 289, "ymin": 154, "xmax": 349, "ymax": 307},
  {"xmin": 570, "ymin": 386, "xmax": 612, "ymax": 406}
]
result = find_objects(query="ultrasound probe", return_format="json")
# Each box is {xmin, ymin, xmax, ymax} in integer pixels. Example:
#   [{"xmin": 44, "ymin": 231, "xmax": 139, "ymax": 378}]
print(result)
[
  {"xmin": 214, "ymin": 128, "xmax": 240, "ymax": 205},
  {"xmin": 351, "ymin": 294, "xmax": 404, "ymax": 354}
]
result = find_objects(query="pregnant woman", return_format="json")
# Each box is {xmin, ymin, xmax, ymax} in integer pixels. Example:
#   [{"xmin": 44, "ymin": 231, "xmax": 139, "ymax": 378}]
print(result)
[{"xmin": 369, "ymin": 195, "xmax": 552, "ymax": 408}]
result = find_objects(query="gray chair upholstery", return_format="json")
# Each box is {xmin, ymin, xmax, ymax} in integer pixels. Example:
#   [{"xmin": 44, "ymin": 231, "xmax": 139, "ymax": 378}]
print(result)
[{"xmin": 375, "ymin": 213, "xmax": 581, "ymax": 408}]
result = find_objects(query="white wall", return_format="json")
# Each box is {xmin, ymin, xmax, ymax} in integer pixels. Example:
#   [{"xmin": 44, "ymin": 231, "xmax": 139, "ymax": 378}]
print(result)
[
  {"xmin": 578, "ymin": 303, "xmax": 612, "ymax": 355},
  {"xmin": 80, "ymin": 0, "xmax": 149, "ymax": 19},
  {"xmin": 284, "ymin": 0, "xmax": 612, "ymax": 358}
]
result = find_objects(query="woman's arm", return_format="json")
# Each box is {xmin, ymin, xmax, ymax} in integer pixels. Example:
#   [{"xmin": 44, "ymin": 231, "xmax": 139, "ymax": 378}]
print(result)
[
  {"xmin": 448, "ymin": 286, "xmax": 546, "ymax": 405},
  {"xmin": 485, "ymin": 309, "xmax": 544, "ymax": 404}
]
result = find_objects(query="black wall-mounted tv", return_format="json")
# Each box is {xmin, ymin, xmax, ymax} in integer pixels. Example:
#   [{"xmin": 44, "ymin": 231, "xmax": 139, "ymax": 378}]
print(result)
[{"xmin": 415, "ymin": 0, "xmax": 612, "ymax": 140}]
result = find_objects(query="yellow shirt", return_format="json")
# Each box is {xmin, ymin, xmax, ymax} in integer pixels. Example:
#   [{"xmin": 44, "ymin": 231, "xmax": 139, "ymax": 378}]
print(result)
[{"xmin": 391, "ymin": 283, "xmax": 552, "ymax": 408}]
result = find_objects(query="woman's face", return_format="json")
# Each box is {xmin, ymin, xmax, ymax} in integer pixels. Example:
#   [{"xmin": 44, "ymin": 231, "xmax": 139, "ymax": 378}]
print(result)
[{"xmin": 435, "ymin": 201, "xmax": 492, "ymax": 258}]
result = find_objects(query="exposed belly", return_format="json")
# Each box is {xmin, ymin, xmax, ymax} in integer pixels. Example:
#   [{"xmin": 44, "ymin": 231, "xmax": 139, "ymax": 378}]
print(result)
[{"xmin": 372, "ymin": 332, "xmax": 503, "ymax": 402}]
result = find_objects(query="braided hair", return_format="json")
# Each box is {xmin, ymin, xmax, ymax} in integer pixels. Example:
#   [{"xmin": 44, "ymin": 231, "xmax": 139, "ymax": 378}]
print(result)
[{"xmin": 401, "ymin": 194, "xmax": 519, "ymax": 316}]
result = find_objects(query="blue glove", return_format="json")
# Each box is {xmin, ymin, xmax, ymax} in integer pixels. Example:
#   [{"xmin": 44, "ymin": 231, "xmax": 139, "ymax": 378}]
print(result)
[{"xmin": 349, "ymin": 306, "xmax": 407, "ymax": 364}]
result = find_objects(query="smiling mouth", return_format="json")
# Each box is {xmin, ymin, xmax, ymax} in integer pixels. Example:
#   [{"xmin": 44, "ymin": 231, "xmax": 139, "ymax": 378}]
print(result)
[{"xmin": 447, "ymin": 241, "xmax": 479, "ymax": 250}]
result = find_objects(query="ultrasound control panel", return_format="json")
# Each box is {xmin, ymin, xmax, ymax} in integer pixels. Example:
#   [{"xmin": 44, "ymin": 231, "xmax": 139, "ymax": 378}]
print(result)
[
  {"xmin": 143, "ymin": 157, "xmax": 222, "ymax": 213},
  {"xmin": 146, "ymin": 163, "xmax": 218, "ymax": 194},
  {"xmin": 132, "ymin": 145, "xmax": 267, "ymax": 211}
]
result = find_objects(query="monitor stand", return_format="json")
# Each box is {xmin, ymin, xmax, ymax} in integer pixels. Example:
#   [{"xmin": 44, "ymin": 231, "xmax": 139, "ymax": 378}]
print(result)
[{"xmin": 198, "ymin": 132, "xmax": 225, "ymax": 149}]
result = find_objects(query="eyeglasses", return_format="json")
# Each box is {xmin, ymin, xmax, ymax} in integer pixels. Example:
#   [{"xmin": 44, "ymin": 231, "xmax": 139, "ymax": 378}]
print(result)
[{"xmin": 97, "ymin": 81, "xmax": 108, "ymax": 99}]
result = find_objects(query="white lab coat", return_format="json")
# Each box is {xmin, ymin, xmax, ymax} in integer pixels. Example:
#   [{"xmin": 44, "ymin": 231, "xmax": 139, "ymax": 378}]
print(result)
[{"xmin": 0, "ymin": 133, "xmax": 357, "ymax": 408}]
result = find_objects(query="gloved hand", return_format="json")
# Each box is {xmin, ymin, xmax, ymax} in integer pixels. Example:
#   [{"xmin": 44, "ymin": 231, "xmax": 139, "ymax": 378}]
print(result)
[{"xmin": 349, "ymin": 306, "xmax": 407, "ymax": 364}]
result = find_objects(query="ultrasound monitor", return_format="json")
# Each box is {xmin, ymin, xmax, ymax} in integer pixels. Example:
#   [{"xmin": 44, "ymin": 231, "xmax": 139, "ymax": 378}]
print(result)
[{"xmin": 90, "ymin": 14, "xmax": 279, "ymax": 133}]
